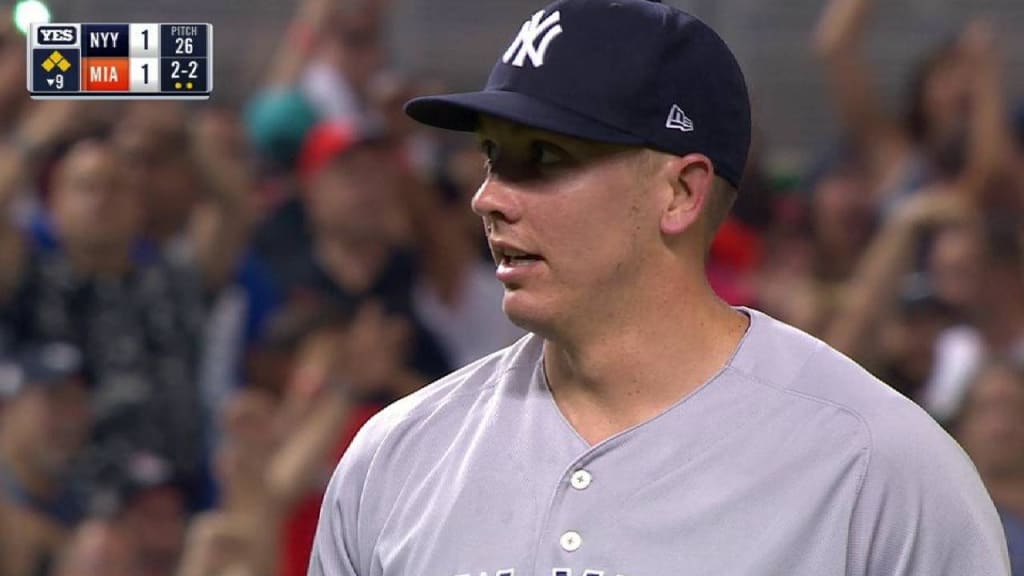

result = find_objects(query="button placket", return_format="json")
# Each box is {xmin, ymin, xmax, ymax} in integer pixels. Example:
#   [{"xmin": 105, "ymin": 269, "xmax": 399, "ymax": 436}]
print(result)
[{"xmin": 555, "ymin": 465, "xmax": 593, "ymax": 553}]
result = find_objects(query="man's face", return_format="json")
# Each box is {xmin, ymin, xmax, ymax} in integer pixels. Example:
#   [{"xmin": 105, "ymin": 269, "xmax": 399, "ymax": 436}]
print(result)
[
  {"xmin": 927, "ymin": 225, "xmax": 982, "ymax": 312},
  {"xmin": 119, "ymin": 487, "xmax": 186, "ymax": 576},
  {"xmin": 811, "ymin": 171, "xmax": 874, "ymax": 255},
  {"xmin": 306, "ymin": 145, "xmax": 401, "ymax": 244},
  {"xmin": 471, "ymin": 117, "xmax": 659, "ymax": 336},
  {"xmin": 3, "ymin": 380, "xmax": 91, "ymax": 478},
  {"xmin": 958, "ymin": 365, "xmax": 1024, "ymax": 479},
  {"xmin": 52, "ymin": 143, "xmax": 141, "ymax": 253},
  {"xmin": 880, "ymin": 307, "xmax": 950, "ymax": 388},
  {"xmin": 113, "ymin": 107, "xmax": 198, "ymax": 241}
]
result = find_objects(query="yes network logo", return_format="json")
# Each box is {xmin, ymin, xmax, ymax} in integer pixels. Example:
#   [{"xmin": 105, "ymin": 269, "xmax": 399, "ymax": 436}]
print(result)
[{"xmin": 36, "ymin": 25, "xmax": 77, "ymax": 46}]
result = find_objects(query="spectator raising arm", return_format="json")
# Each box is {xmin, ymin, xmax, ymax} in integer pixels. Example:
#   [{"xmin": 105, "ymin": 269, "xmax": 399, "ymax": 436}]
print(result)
[
  {"xmin": 955, "ymin": 19, "xmax": 1017, "ymax": 203},
  {"xmin": 814, "ymin": 0, "xmax": 911, "ymax": 195},
  {"xmin": 825, "ymin": 190, "xmax": 975, "ymax": 360},
  {"xmin": 188, "ymin": 109, "xmax": 257, "ymax": 292},
  {"xmin": 0, "ymin": 19, "xmax": 28, "ymax": 132},
  {"xmin": 0, "ymin": 136, "xmax": 27, "ymax": 304},
  {"xmin": 0, "ymin": 101, "xmax": 82, "ymax": 302},
  {"xmin": 265, "ymin": 0, "xmax": 335, "ymax": 89},
  {"xmin": 823, "ymin": 19, "xmax": 1015, "ymax": 361},
  {"xmin": 175, "ymin": 513, "xmax": 269, "ymax": 576},
  {"xmin": 268, "ymin": 302, "xmax": 420, "ymax": 507}
]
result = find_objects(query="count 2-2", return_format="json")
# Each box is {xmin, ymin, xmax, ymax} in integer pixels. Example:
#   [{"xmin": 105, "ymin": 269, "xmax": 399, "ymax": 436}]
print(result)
[{"xmin": 171, "ymin": 60, "xmax": 198, "ymax": 79}]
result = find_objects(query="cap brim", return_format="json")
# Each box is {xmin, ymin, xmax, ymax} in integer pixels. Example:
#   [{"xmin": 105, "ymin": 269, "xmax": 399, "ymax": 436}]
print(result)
[{"xmin": 405, "ymin": 90, "xmax": 645, "ymax": 146}]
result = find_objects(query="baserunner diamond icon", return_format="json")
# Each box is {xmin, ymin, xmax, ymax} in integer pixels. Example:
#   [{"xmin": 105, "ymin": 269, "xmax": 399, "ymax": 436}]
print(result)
[{"xmin": 42, "ymin": 50, "xmax": 70, "ymax": 73}]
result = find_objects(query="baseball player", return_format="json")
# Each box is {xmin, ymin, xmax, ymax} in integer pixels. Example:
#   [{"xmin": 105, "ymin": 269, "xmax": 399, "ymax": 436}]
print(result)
[{"xmin": 309, "ymin": 1, "xmax": 1010, "ymax": 574}]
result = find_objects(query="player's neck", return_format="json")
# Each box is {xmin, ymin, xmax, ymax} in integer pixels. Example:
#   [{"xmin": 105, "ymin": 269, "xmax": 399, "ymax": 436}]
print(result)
[{"xmin": 542, "ymin": 285, "xmax": 749, "ymax": 446}]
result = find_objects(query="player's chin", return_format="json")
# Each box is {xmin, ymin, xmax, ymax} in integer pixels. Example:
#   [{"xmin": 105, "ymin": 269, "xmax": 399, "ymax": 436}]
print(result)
[{"xmin": 501, "ymin": 288, "xmax": 558, "ymax": 333}]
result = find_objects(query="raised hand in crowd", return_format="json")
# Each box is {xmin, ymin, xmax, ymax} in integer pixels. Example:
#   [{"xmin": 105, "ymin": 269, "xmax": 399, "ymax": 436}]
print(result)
[
  {"xmin": 0, "ymin": 99, "xmax": 88, "ymax": 300},
  {"xmin": 0, "ymin": 494, "xmax": 66, "ymax": 576},
  {"xmin": 953, "ymin": 18, "xmax": 1020, "ymax": 210},
  {"xmin": 0, "ymin": 18, "xmax": 29, "ymax": 131},
  {"xmin": 269, "ymin": 300, "xmax": 420, "ymax": 502},
  {"xmin": 819, "ymin": 12, "xmax": 1019, "ymax": 371},
  {"xmin": 814, "ymin": 0, "xmax": 994, "ymax": 214},
  {"xmin": 175, "ymin": 389, "xmax": 279, "ymax": 576},
  {"xmin": 814, "ymin": 0, "xmax": 912, "ymax": 199},
  {"xmin": 187, "ymin": 107, "xmax": 257, "ymax": 291},
  {"xmin": 178, "ymin": 298, "xmax": 417, "ymax": 576},
  {"xmin": 52, "ymin": 520, "xmax": 142, "ymax": 576},
  {"xmin": 175, "ymin": 512, "xmax": 269, "ymax": 576},
  {"xmin": 826, "ymin": 189, "xmax": 976, "ymax": 361},
  {"xmin": 266, "ymin": 0, "xmax": 338, "ymax": 88}
]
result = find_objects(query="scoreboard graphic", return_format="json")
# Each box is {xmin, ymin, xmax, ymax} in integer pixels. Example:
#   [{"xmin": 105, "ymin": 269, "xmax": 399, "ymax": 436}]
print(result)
[{"xmin": 28, "ymin": 23, "xmax": 213, "ymax": 99}]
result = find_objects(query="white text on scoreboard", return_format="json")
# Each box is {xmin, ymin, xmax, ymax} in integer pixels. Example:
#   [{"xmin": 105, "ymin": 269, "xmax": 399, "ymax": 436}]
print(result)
[{"xmin": 28, "ymin": 23, "xmax": 213, "ymax": 99}]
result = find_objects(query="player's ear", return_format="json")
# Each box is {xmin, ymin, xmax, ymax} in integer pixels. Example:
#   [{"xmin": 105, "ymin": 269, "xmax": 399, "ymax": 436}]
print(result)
[{"xmin": 659, "ymin": 153, "xmax": 712, "ymax": 236}]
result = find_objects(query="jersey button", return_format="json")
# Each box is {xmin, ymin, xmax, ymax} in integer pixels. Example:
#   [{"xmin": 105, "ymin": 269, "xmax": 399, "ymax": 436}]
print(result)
[
  {"xmin": 570, "ymin": 469, "xmax": 592, "ymax": 490},
  {"xmin": 560, "ymin": 530, "xmax": 582, "ymax": 552}
]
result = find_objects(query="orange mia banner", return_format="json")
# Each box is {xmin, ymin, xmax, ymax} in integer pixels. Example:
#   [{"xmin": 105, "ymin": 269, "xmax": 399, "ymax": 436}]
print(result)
[{"xmin": 80, "ymin": 57, "xmax": 130, "ymax": 91}]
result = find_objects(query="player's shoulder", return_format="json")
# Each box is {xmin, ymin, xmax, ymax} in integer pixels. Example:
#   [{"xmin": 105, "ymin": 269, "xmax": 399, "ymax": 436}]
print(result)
[
  {"xmin": 733, "ymin": 309, "xmax": 1009, "ymax": 571},
  {"xmin": 349, "ymin": 332, "xmax": 542, "ymax": 456},
  {"xmin": 732, "ymin": 308, "xmax": 966, "ymax": 465}
]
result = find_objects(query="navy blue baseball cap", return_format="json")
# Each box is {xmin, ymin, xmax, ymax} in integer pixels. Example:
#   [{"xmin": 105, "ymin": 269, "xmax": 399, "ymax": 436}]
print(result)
[{"xmin": 405, "ymin": 0, "xmax": 751, "ymax": 188}]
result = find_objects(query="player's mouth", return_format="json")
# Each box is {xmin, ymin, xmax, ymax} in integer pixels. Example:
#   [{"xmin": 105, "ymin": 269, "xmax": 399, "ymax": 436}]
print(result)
[{"xmin": 490, "ymin": 240, "xmax": 544, "ymax": 282}]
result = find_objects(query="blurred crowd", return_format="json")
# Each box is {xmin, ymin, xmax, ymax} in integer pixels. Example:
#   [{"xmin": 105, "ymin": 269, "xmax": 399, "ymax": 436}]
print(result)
[{"xmin": 0, "ymin": 0, "xmax": 1022, "ymax": 574}]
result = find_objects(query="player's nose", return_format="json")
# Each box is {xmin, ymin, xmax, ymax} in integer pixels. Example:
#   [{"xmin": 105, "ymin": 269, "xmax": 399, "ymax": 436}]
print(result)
[{"xmin": 471, "ymin": 175, "xmax": 523, "ymax": 225}]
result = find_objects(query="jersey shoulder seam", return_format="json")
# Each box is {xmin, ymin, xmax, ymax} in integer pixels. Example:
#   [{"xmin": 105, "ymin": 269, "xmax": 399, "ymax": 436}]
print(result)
[
  {"xmin": 373, "ymin": 353, "xmax": 536, "ymax": 447},
  {"xmin": 726, "ymin": 341, "xmax": 875, "ymax": 506}
]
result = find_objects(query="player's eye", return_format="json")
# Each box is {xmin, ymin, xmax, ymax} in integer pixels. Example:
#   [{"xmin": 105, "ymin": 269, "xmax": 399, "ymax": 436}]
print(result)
[
  {"xmin": 479, "ymin": 139, "xmax": 498, "ymax": 169},
  {"xmin": 477, "ymin": 138, "xmax": 573, "ymax": 182},
  {"xmin": 529, "ymin": 141, "xmax": 571, "ymax": 170}
]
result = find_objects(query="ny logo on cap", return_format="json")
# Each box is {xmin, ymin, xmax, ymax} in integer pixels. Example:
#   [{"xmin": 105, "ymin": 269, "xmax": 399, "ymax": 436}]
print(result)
[
  {"xmin": 666, "ymin": 105, "xmax": 695, "ymax": 132},
  {"xmin": 503, "ymin": 9, "xmax": 563, "ymax": 68}
]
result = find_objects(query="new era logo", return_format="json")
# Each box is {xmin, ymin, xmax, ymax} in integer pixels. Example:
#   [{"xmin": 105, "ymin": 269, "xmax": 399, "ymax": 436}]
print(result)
[
  {"xmin": 503, "ymin": 9, "xmax": 563, "ymax": 68},
  {"xmin": 666, "ymin": 105, "xmax": 694, "ymax": 132}
]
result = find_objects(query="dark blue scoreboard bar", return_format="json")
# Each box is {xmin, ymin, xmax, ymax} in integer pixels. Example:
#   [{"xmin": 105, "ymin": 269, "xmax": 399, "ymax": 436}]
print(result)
[{"xmin": 28, "ymin": 23, "xmax": 213, "ymax": 99}]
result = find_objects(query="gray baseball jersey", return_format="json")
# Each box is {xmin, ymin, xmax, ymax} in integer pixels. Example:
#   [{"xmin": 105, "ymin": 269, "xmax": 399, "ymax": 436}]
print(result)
[{"xmin": 309, "ymin": 307, "xmax": 1010, "ymax": 576}]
